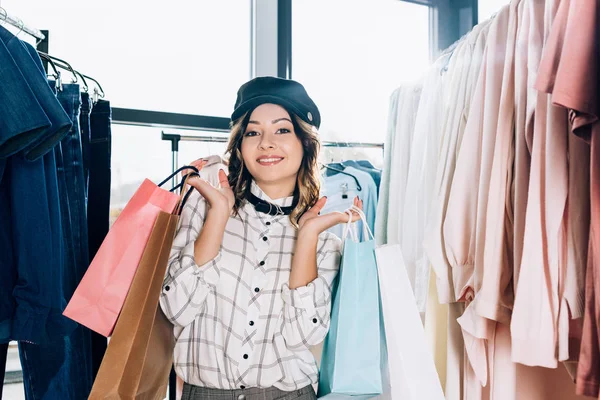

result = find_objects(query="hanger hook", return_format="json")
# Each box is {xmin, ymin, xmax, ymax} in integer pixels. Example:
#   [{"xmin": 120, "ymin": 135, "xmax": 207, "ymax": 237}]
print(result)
[
  {"xmin": 15, "ymin": 18, "xmax": 24, "ymax": 38},
  {"xmin": 82, "ymin": 73, "xmax": 105, "ymax": 99},
  {"xmin": 74, "ymin": 70, "xmax": 89, "ymax": 92}
]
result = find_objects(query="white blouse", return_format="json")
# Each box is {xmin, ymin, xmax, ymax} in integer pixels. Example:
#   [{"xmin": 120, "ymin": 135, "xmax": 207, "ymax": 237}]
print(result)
[{"xmin": 159, "ymin": 181, "xmax": 342, "ymax": 391}]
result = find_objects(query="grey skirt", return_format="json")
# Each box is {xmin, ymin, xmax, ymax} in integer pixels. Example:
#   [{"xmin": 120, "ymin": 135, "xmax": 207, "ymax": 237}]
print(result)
[{"xmin": 181, "ymin": 383, "xmax": 316, "ymax": 400}]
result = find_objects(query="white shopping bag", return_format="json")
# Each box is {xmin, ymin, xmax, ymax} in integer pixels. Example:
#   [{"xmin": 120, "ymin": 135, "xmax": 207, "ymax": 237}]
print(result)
[{"xmin": 375, "ymin": 244, "xmax": 445, "ymax": 400}]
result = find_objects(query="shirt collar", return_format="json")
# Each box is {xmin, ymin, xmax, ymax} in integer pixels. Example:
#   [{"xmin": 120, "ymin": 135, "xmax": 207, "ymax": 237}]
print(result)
[{"xmin": 250, "ymin": 181, "xmax": 295, "ymax": 208}]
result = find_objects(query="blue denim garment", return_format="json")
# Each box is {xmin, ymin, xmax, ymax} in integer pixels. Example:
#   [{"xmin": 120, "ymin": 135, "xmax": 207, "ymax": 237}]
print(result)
[
  {"xmin": 55, "ymin": 83, "xmax": 94, "ymax": 397},
  {"xmin": 79, "ymin": 92, "xmax": 92, "ymax": 199},
  {"xmin": 0, "ymin": 158, "xmax": 15, "ymax": 342},
  {"xmin": 19, "ymin": 38, "xmax": 73, "ymax": 161},
  {"xmin": 0, "ymin": 31, "xmax": 50, "ymax": 157},
  {"xmin": 16, "ymin": 151, "xmax": 76, "ymax": 400},
  {"xmin": 55, "ymin": 84, "xmax": 89, "ymax": 294},
  {"xmin": 87, "ymin": 99, "xmax": 111, "ymax": 375},
  {"xmin": 19, "ymin": 337, "xmax": 74, "ymax": 400},
  {"xmin": 1, "ymin": 151, "xmax": 76, "ymax": 344}
]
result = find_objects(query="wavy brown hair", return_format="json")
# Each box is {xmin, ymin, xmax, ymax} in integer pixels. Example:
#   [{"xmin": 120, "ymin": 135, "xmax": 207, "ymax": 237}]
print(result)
[{"xmin": 225, "ymin": 110, "xmax": 321, "ymax": 228}]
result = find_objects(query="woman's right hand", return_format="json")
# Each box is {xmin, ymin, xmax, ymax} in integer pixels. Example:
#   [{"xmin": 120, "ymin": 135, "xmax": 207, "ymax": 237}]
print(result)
[{"xmin": 183, "ymin": 159, "xmax": 234, "ymax": 216}]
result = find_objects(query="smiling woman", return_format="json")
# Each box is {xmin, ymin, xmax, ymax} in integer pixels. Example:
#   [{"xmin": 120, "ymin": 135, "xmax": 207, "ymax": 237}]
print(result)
[{"xmin": 159, "ymin": 76, "xmax": 363, "ymax": 400}]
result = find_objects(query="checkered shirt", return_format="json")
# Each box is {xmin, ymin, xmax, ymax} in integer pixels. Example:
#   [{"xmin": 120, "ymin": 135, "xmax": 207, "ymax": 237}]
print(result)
[{"xmin": 159, "ymin": 181, "xmax": 342, "ymax": 391}]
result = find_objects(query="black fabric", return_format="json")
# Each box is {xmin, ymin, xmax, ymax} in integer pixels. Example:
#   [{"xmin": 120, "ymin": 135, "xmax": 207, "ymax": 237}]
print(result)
[
  {"xmin": 87, "ymin": 99, "xmax": 112, "ymax": 378},
  {"xmin": 231, "ymin": 77, "xmax": 321, "ymax": 128},
  {"xmin": 0, "ymin": 342, "xmax": 7, "ymax": 399},
  {"xmin": 246, "ymin": 191, "xmax": 297, "ymax": 216}
]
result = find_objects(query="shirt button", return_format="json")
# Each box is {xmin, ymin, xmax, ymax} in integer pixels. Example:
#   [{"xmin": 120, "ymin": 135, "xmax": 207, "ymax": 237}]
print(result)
[
  {"xmin": 249, "ymin": 320, "xmax": 254, "ymax": 326},
  {"xmin": 312, "ymin": 318, "xmax": 318, "ymax": 324},
  {"xmin": 164, "ymin": 285, "xmax": 170, "ymax": 292},
  {"xmin": 254, "ymin": 287, "xmax": 260, "ymax": 293},
  {"xmin": 243, "ymin": 354, "xmax": 249, "ymax": 359},
  {"xmin": 259, "ymin": 261, "xmax": 265, "ymax": 266},
  {"xmin": 263, "ymin": 236, "xmax": 268, "ymax": 242},
  {"xmin": 266, "ymin": 221, "xmax": 271, "ymax": 226},
  {"xmin": 240, "ymin": 385, "xmax": 245, "ymax": 389}
]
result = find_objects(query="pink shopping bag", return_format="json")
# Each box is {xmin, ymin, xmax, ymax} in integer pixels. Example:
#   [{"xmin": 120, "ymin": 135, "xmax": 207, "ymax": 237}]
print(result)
[{"xmin": 63, "ymin": 167, "xmax": 197, "ymax": 336}]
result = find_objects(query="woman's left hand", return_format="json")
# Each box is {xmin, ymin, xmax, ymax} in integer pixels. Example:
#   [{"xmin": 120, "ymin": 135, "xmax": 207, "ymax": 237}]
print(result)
[{"xmin": 298, "ymin": 196, "xmax": 363, "ymax": 235}]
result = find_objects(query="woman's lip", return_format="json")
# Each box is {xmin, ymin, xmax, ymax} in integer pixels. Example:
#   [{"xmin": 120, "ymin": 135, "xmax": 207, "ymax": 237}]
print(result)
[{"xmin": 257, "ymin": 157, "xmax": 284, "ymax": 166}]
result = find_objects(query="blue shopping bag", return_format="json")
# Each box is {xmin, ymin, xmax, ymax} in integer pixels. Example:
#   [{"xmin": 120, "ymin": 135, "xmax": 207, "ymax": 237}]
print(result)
[{"xmin": 318, "ymin": 208, "xmax": 384, "ymax": 398}]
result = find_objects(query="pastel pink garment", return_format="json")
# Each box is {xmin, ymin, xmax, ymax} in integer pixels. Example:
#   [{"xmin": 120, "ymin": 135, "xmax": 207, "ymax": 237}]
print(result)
[
  {"xmin": 423, "ymin": 19, "xmax": 490, "ymax": 305},
  {"xmin": 478, "ymin": 0, "xmax": 521, "ymax": 326},
  {"xmin": 510, "ymin": 0, "xmax": 570, "ymax": 368},
  {"xmin": 533, "ymin": 0, "xmax": 599, "ymax": 395},
  {"xmin": 512, "ymin": 0, "xmax": 532, "ymax": 291},
  {"xmin": 443, "ymin": 6, "xmax": 510, "ymax": 390}
]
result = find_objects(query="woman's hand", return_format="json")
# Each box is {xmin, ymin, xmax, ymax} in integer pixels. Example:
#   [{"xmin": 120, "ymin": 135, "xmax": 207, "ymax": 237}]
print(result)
[
  {"xmin": 183, "ymin": 159, "xmax": 234, "ymax": 217},
  {"xmin": 298, "ymin": 196, "xmax": 363, "ymax": 236}
]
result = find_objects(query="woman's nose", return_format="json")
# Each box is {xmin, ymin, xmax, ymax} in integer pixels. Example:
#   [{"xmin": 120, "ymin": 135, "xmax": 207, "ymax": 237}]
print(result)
[{"xmin": 259, "ymin": 135, "xmax": 277, "ymax": 150}]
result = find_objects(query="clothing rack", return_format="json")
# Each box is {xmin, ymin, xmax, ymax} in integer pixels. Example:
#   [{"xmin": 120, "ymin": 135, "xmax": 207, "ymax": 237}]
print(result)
[
  {"xmin": 162, "ymin": 131, "xmax": 384, "ymax": 186},
  {"xmin": 0, "ymin": 7, "xmax": 45, "ymax": 41}
]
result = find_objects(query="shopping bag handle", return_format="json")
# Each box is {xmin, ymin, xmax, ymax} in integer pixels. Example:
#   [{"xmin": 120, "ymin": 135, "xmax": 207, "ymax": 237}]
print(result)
[
  {"xmin": 174, "ymin": 172, "xmax": 198, "ymax": 216},
  {"xmin": 157, "ymin": 165, "xmax": 200, "ymax": 190},
  {"xmin": 341, "ymin": 205, "xmax": 374, "ymax": 243}
]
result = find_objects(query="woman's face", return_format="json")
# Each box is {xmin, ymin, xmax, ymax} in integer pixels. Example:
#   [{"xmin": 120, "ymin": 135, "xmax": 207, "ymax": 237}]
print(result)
[{"xmin": 241, "ymin": 103, "xmax": 304, "ymax": 195}]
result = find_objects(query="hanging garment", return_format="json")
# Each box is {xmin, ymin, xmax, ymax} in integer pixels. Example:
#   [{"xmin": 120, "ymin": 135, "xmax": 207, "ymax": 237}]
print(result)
[
  {"xmin": 477, "ymin": 0, "xmax": 521, "ymax": 328},
  {"xmin": 401, "ymin": 52, "xmax": 450, "ymax": 313},
  {"xmin": 80, "ymin": 92, "xmax": 92, "ymax": 198},
  {"xmin": 86, "ymin": 99, "xmax": 113, "ymax": 378},
  {"xmin": 375, "ymin": 88, "xmax": 400, "ymax": 246},
  {"xmin": 444, "ymin": 4, "xmax": 510, "ymax": 393},
  {"xmin": 0, "ymin": 32, "xmax": 76, "ymax": 346},
  {"xmin": 324, "ymin": 160, "xmax": 381, "ymax": 194},
  {"xmin": 532, "ymin": 0, "xmax": 600, "ymax": 395},
  {"xmin": 375, "ymin": 82, "xmax": 422, "ymax": 246},
  {"xmin": 423, "ymin": 270, "xmax": 449, "ymax": 392},
  {"xmin": 321, "ymin": 166, "xmax": 378, "ymax": 241},
  {"xmin": 535, "ymin": 0, "xmax": 591, "ymax": 367},
  {"xmin": 0, "ymin": 31, "xmax": 51, "ymax": 157},
  {"xmin": 423, "ymin": 17, "xmax": 491, "ymax": 305},
  {"xmin": 511, "ymin": 0, "xmax": 575, "ymax": 369}
]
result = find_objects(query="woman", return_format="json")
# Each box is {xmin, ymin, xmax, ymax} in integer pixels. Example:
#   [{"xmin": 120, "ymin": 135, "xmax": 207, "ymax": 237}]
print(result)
[{"xmin": 159, "ymin": 77, "xmax": 363, "ymax": 400}]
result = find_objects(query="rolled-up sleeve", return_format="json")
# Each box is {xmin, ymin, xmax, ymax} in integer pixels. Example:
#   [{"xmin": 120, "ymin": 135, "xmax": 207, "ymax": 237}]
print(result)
[
  {"xmin": 159, "ymin": 191, "xmax": 222, "ymax": 327},
  {"xmin": 280, "ymin": 233, "xmax": 342, "ymax": 350}
]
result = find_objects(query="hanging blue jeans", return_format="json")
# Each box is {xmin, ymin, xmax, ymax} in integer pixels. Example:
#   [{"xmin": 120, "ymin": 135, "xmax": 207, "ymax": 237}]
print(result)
[
  {"xmin": 54, "ymin": 83, "xmax": 94, "ymax": 398},
  {"xmin": 79, "ymin": 92, "xmax": 92, "ymax": 199},
  {"xmin": 0, "ymin": 28, "xmax": 50, "ymax": 157},
  {"xmin": 87, "ymin": 99, "xmax": 112, "ymax": 376}
]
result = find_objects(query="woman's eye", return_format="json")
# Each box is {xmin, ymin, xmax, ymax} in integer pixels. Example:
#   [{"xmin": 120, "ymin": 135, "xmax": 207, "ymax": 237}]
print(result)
[
  {"xmin": 244, "ymin": 131, "xmax": 258, "ymax": 137},
  {"xmin": 277, "ymin": 128, "xmax": 291, "ymax": 134}
]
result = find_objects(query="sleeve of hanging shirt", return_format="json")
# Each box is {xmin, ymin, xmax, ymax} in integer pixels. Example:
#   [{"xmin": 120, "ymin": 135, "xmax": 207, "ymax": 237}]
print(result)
[
  {"xmin": 280, "ymin": 233, "xmax": 342, "ymax": 351},
  {"xmin": 159, "ymin": 190, "xmax": 222, "ymax": 328}
]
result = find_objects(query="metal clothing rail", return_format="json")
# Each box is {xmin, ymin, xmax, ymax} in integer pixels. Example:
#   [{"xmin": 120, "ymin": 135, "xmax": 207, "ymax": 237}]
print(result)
[
  {"xmin": 162, "ymin": 131, "xmax": 384, "ymax": 187},
  {"xmin": 0, "ymin": 7, "xmax": 45, "ymax": 41}
]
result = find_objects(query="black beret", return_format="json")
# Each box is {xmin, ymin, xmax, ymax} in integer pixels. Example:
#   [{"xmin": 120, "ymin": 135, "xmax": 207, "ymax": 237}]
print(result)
[{"xmin": 231, "ymin": 77, "xmax": 321, "ymax": 129}]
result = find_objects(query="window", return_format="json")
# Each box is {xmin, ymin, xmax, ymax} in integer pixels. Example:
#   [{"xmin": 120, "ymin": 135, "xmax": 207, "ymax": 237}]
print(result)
[
  {"xmin": 292, "ymin": 0, "xmax": 430, "ymax": 144},
  {"xmin": 2, "ymin": 0, "xmax": 251, "ymax": 116},
  {"xmin": 110, "ymin": 124, "xmax": 229, "ymax": 223}
]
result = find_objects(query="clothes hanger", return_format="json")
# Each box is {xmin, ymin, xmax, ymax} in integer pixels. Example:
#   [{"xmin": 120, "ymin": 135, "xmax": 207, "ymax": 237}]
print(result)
[
  {"xmin": 37, "ymin": 51, "xmax": 79, "ymax": 84},
  {"xmin": 321, "ymin": 164, "xmax": 362, "ymax": 191},
  {"xmin": 37, "ymin": 52, "xmax": 64, "ymax": 91},
  {"xmin": 73, "ymin": 70, "xmax": 89, "ymax": 93},
  {"xmin": 80, "ymin": 73, "xmax": 105, "ymax": 103}
]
